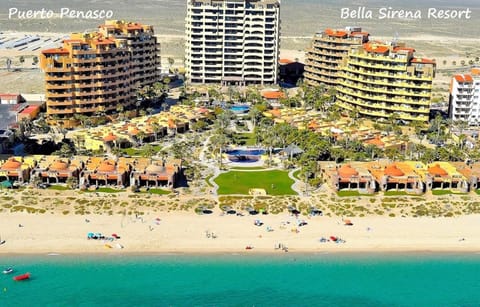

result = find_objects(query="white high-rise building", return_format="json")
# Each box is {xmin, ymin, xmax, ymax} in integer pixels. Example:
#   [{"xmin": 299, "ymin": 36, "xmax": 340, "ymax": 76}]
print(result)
[
  {"xmin": 449, "ymin": 69, "xmax": 480, "ymax": 126},
  {"xmin": 185, "ymin": 0, "xmax": 280, "ymax": 85}
]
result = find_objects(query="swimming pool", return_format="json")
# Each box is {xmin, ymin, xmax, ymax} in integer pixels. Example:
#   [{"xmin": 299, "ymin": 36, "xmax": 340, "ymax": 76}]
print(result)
[
  {"xmin": 226, "ymin": 149, "xmax": 265, "ymax": 155},
  {"xmin": 227, "ymin": 155, "xmax": 260, "ymax": 163},
  {"xmin": 230, "ymin": 105, "xmax": 250, "ymax": 113}
]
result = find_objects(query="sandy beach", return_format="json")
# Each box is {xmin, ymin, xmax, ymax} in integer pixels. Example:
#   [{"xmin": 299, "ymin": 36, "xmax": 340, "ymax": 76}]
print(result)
[{"xmin": 1, "ymin": 210, "xmax": 479, "ymax": 255}]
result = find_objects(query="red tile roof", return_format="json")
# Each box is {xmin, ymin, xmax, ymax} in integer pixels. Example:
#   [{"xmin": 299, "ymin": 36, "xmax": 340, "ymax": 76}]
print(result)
[
  {"xmin": 363, "ymin": 43, "xmax": 389, "ymax": 54},
  {"xmin": 63, "ymin": 39, "xmax": 83, "ymax": 43},
  {"xmin": 384, "ymin": 164, "xmax": 405, "ymax": 177},
  {"xmin": 19, "ymin": 105, "xmax": 39, "ymax": 114},
  {"xmin": 279, "ymin": 58, "xmax": 294, "ymax": 64},
  {"xmin": 471, "ymin": 68, "xmax": 480, "ymax": 75},
  {"xmin": 428, "ymin": 164, "xmax": 448, "ymax": 176},
  {"xmin": 393, "ymin": 46, "xmax": 416, "ymax": 52},
  {"xmin": 351, "ymin": 31, "xmax": 369, "ymax": 37},
  {"xmin": 365, "ymin": 136, "xmax": 385, "ymax": 147},
  {"xmin": 0, "ymin": 94, "xmax": 19, "ymax": 98},
  {"xmin": 42, "ymin": 48, "xmax": 69, "ymax": 55},
  {"xmin": 324, "ymin": 28, "xmax": 348, "ymax": 37},
  {"xmin": 454, "ymin": 75, "xmax": 473, "ymax": 83},
  {"xmin": 411, "ymin": 58, "xmax": 436, "ymax": 64},
  {"xmin": 262, "ymin": 91, "xmax": 285, "ymax": 99},
  {"xmin": 338, "ymin": 164, "xmax": 359, "ymax": 178}
]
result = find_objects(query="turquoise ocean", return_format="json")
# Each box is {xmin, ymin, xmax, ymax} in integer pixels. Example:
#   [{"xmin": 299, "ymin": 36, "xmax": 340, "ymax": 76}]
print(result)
[{"xmin": 1, "ymin": 253, "xmax": 479, "ymax": 306}]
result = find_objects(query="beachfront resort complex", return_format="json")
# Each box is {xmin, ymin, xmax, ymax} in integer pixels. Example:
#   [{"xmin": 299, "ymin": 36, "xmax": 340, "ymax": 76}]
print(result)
[
  {"xmin": 336, "ymin": 41, "xmax": 436, "ymax": 122},
  {"xmin": 39, "ymin": 20, "xmax": 160, "ymax": 126},
  {"xmin": 185, "ymin": 0, "xmax": 280, "ymax": 85},
  {"xmin": 304, "ymin": 27, "xmax": 436, "ymax": 122}
]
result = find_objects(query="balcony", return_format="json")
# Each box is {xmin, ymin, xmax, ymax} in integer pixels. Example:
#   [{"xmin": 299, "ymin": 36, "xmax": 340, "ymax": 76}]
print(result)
[
  {"xmin": 349, "ymin": 52, "xmax": 409, "ymax": 63},
  {"xmin": 348, "ymin": 58, "xmax": 407, "ymax": 71},
  {"xmin": 339, "ymin": 72, "xmax": 433, "ymax": 90},
  {"xmin": 342, "ymin": 66, "xmax": 433, "ymax": 82},
  {"xmin": 339, "ymin": 80, "xmax": 431, "ymax": 98},
  {"xmin": 336, "ymin": 86, "xmax": 431, "ymax": 106},
  {"xmin": 47, "ymin": 107, "xmax": 75, "ymax": 114}
]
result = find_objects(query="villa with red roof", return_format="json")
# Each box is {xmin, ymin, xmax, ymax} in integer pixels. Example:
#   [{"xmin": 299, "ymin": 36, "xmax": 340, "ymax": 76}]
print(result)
[
  {"xmin": 30, "ymin": 156, "xmax": 85, "ymax": 184},
  {"xmin": 367, "ymin": 161, "xmax": 423, "ymax": 194},
  {"xmin": 425, "ymin": 162, "xmax": 468, "ymax": 193},
  {"xmin": 0, "ymin": 157, "xmax": 35, "ymax": 183},
  {"xmin": 80, "ymin": 158, "xmax": 130, "ymax": 187},
  {"xmin": 319, "ymin": 162, "xmax": 376, "ymax": 194},
  {"xmin": 130, "ymin": 159, "xmax": 182, "ymax": 188}
]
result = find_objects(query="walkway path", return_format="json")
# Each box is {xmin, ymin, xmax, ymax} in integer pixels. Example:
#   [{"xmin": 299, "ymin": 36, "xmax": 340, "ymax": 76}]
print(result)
[{"xmin": 288, "ymin": 168, "xmax": 304, "ymax": 196}]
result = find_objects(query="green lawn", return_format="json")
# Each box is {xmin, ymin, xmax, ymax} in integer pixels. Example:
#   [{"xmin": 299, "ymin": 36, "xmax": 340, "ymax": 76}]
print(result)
[
  {"xmin": 85, "ymin": 187, "xmax": 125, "ymax": 193},
  {"xmin": 384, "ymin": 191, "xmax": 408, "ymax": 196},
  {"xmin": 431, "ymin": 190, "xmax": 453, "ymax": 196},
  {"xmin": 205, "ymin": 174, "xmax": 214, "ymax": 187},
  {"xmin": 143, "ymin": 188, "xmax": 170, "ymax": 195},
  {"xmin": 292, "ymin": 169, "xmax": 301, "ymax": 180},
  {"xmin": 234, "ymin": 133, "xmax": 256, "ymax": 146},
  {"xmin": 214, "ymin": 170, "xmax": 296, "ymax": 195},
  {"xmin": 48, "ymin": 185, "xmax": 70, "ymax": 191},
  {"xmin": 121, "ymin": 145, "xmax": 162, "ymax": 157},
  {"xmin": 230, "ymin": 166, "xmax": 265, "ymax": 170},
  {"xmin": 337, "ymin": 190, "xmax": 374, "ymax": 197},
  {"xmin": 431, "ymin": 190, "xmax": 467, "ymax": 196}
]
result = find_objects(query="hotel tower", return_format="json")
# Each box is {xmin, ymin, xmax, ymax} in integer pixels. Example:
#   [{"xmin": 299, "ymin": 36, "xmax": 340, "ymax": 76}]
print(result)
[
  {"xmin": 304, "ymin": 27, "xmax": 369, "ymax": 87},
  {"xmin": 336, "ymin": 41, "xmax": 435, "ymax": 122},
  {"xmin": 185, "ymin": 0, "xmax": 280, "ymax": 85},
  {"xmin": 449, "ymin": 68, "xmax": 480, "ymax": 126},
  {"xmin": 40, "ymin": 20, "xmax": 160, "ymax": 126}
]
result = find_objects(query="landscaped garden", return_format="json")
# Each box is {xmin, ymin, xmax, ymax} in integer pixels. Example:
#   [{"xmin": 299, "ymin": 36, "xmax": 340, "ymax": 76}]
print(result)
[
  {"xmin": 120, "ymin": 144, "xmax": 163, "ymax": 157},
  {"xmin": 214, "ymin": 170, "xmax": 296, "ymax": 195},
  {"xmin": 84, "ymin": 187, "xmax": 125, "ymax": 193}
]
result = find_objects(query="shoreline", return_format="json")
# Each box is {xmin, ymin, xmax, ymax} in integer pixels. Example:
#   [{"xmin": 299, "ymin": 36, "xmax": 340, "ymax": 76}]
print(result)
[
  {"xmin": 1, "ymin": 211, "xmax": 479, "ymax": 255},
  {"xmin": 3, "ymin": 250, "xmax": 480, "ymax": 257}
]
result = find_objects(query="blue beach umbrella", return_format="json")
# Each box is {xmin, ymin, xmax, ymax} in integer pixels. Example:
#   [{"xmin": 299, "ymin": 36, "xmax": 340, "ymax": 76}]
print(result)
[{"xmin": 0, "ymin": 180, "xmax": 13, "ymax": 189}]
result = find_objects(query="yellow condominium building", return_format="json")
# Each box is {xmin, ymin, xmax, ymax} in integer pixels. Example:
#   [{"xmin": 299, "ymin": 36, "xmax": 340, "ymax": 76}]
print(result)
[
  {"xmin": 304, "ymin": 27, "xmax": 369, "ymax": 87},
  {"xmin": 40, "ymin": 20, "xmax": 160, "ymax": 126},
  {"xmin": 336, "ymin": 41, "xmax": 436, "ymax": 122},
  {"xmin": 99, "ymin": 20, "xmax": 160, "ymax": 88}
]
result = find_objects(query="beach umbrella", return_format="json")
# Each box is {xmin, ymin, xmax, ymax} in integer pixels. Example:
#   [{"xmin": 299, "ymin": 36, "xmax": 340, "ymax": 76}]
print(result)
[
  {"xmin": 344, "ymin": 219, "xmax": 353, "ymax": 226},
  {"xmin": 1, "ymin": 180, "xmax": 13, "ymax": 189},
  {"xmin": 87, "ymin": 232, "xmax": 94, "ymax": 238}
]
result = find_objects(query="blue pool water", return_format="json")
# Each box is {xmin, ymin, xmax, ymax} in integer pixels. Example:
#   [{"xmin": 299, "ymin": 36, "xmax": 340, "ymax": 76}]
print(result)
[
  {"xmin": 229, "ymin": 105, "xmax": 250, "ymax": 113},
  {"xmin": 1, "ymin": 254, "xmax": 480, "ymax": 306},
  {"xmin": 226, "ymin": 149, "xmax": 265, "ymax": 155}
]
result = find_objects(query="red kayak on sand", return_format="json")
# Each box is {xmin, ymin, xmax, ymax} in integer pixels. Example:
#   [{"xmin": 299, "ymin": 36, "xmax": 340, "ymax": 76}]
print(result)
[{"xmin": 13, "ymin": 273, "xmax": 30, "ymax": 281}]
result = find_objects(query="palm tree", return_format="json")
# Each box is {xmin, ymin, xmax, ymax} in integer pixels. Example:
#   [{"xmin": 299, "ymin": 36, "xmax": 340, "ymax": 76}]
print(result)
[
  {"xmin": 434, "ymin": 114, "xmax": 444, "ymax": 142},
  {"xmin": 298, "ymin": 149, "xmax": 318, "ymax": 195},
  {"xmin": 151, "ymin": 122, "xmax": 162, "ymax": 141},
  {"xmin": 210, "ymin": 133, "xmax": 229, "ymax": 167},
  {"xmin": 248, "ymin": 105, "xmax": 265, "ymax": 130},
  {"xmin": 142, "ymin": 144, "xmax": 156, "ymax": 158},
  {"xmin": 136, "ymin": 131, "xmax": 146, "ymax": 146}
]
